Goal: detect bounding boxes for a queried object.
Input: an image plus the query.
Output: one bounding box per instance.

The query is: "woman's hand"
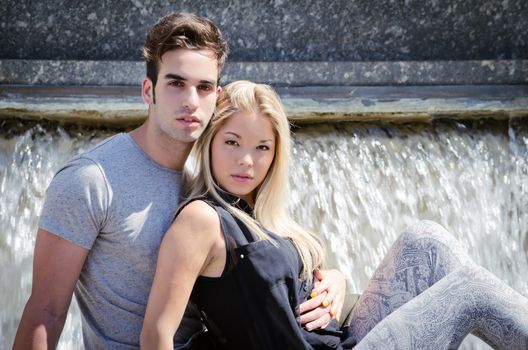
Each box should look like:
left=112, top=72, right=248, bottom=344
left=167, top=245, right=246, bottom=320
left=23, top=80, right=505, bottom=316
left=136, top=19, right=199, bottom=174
left=298, top=269, right=346, bottom=331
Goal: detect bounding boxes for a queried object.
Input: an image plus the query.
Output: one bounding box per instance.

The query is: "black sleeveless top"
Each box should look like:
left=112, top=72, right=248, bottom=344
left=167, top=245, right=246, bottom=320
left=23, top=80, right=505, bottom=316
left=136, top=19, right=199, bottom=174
left=183, top=194, right=344, bottom=350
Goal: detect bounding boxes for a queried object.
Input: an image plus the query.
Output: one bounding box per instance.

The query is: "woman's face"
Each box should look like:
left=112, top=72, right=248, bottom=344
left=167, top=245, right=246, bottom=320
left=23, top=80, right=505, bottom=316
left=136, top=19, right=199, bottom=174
left=211, top=110, right=276, bottom=207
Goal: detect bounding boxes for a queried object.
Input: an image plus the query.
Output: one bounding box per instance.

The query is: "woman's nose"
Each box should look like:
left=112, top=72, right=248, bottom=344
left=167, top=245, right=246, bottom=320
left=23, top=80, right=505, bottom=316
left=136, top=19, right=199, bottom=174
left=238, top=152, right=254, bottom=167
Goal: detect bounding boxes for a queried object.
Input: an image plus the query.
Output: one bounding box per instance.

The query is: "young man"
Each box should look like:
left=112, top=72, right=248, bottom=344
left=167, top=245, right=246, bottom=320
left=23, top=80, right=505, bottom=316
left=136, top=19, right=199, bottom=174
left=13, top=12, right=345, bottom=349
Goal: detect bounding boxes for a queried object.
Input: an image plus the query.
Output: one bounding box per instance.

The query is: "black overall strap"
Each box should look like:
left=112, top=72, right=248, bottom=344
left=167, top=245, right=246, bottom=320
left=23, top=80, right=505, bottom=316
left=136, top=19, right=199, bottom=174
left=214, top=205, right=256, bottom=246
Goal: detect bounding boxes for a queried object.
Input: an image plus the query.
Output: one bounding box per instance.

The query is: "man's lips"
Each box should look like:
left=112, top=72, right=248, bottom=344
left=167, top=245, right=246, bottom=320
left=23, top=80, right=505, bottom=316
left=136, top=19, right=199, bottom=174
left=176, top=115, right=201, bottom=127
left=231, top=174, right=254, bottom=183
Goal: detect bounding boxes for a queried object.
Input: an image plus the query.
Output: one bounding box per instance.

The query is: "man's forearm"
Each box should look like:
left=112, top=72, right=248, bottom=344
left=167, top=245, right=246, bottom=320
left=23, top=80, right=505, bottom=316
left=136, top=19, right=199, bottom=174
left=13, top=297, right=67, bottom=350
left=14, top=229, right=88, bottom=350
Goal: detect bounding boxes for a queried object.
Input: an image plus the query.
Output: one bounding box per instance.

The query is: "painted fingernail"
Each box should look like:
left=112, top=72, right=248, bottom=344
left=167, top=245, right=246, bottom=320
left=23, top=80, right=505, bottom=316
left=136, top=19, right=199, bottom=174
left=322, top=299, right=329, bottom=307
left=330, top=308, right=337, bottom=317
left=310, top=291, right=318, bottom=298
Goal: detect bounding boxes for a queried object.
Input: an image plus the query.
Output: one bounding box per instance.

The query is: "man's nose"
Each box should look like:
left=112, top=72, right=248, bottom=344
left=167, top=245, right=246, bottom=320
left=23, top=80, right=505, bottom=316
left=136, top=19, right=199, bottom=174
left=182, top=87, right=199, bottom=111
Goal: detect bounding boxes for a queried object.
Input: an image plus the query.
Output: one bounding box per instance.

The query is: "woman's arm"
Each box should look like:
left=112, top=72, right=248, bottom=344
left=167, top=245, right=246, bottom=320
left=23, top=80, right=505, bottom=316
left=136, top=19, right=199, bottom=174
left=141, top=201, right=224, bottom=350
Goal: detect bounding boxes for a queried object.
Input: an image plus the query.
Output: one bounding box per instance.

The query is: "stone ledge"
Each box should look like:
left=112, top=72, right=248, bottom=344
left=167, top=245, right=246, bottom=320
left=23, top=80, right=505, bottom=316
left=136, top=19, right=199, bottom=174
left=1, top=60, right=527, bottom=86
left=1, top=85, right=527, bottom=126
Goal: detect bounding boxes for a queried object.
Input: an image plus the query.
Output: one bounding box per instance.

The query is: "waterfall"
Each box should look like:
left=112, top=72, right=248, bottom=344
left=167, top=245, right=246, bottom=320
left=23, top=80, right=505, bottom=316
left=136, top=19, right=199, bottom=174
left=1, top=118, right=526, bottom=349
left=1, top=121, right=113, bottom=349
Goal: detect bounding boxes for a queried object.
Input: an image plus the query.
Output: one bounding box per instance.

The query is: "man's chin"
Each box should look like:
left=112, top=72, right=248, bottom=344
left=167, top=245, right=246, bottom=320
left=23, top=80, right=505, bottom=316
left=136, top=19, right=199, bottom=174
left=160, top=129, right=202, bottom=144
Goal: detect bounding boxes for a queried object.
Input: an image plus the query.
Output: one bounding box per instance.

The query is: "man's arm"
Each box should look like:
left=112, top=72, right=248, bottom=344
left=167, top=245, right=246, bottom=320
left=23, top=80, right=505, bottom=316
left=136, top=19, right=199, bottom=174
left=298, top=269, right=347, bottom=331
left=13, top=229, right=89, bottom=350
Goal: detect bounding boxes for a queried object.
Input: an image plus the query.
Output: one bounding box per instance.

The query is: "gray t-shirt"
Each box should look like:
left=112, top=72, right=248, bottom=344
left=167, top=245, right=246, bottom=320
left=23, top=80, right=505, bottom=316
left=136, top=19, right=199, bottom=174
left=39, top=133, right=201, bottom=349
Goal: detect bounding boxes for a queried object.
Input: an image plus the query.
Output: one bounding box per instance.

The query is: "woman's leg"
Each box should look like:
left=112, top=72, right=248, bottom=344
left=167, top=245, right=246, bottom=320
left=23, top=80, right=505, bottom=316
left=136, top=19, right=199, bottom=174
left=346, top=220, right=474, bottom=343
left=351, top=265, right=528, bottom=350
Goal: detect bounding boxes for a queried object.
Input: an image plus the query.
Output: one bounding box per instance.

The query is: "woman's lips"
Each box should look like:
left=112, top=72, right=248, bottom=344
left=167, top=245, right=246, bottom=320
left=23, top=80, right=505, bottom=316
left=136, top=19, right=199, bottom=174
left=231, top=174, right=253, bottom=183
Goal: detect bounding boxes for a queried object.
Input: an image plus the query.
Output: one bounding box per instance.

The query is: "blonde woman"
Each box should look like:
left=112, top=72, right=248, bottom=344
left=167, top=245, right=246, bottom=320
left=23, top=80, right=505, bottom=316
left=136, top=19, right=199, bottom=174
left=141, top=81, right=528, bottom=350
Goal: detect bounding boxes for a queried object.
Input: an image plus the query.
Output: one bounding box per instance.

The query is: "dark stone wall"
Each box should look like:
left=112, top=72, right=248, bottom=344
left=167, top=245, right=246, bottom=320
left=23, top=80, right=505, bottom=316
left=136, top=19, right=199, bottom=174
left=1, top=0, right=527, bottom=62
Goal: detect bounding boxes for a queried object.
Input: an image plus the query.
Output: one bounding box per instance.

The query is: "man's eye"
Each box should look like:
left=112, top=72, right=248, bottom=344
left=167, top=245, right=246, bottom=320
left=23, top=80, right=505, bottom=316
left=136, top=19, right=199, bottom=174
left=198, top=84, right=213, bottom=91
left=169, top=81, right=184, bottom=87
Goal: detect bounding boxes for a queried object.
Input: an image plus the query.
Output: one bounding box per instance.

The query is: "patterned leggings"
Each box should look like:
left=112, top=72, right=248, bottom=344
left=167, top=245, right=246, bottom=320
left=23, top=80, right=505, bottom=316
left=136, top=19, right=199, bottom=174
left=343, top=220, right=528, bottom=350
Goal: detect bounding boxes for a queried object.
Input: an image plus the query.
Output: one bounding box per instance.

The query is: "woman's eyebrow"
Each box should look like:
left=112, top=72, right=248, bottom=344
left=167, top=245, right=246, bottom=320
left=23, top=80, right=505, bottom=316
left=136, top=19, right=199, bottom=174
left=224, top=131, right=241, bottom=138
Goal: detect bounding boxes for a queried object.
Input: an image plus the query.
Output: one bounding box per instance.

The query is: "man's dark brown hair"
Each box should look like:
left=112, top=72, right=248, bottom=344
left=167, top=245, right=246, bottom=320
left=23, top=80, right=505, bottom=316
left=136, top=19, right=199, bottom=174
left=143, top=12, right=228, bottom=89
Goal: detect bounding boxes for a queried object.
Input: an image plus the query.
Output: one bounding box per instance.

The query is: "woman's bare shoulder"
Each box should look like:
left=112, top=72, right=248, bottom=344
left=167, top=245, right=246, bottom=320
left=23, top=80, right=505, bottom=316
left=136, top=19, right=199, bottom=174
left=170, top=199, right=220, bottom=236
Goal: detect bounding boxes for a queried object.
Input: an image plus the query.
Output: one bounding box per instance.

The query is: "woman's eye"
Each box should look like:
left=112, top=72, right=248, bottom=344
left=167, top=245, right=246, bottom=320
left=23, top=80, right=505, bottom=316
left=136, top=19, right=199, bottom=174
left=257, top=145, right=270, bottom=151
left=226, top=140, right=238, bottom=146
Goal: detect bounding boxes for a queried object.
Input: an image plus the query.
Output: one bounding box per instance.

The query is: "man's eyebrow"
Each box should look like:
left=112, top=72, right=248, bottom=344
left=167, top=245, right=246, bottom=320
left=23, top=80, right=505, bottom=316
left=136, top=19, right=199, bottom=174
left=164, top=74, right=216, bottom=85
left=199, top=78, right=217, bottom=85
left=164, top=74, right=186, bottom=81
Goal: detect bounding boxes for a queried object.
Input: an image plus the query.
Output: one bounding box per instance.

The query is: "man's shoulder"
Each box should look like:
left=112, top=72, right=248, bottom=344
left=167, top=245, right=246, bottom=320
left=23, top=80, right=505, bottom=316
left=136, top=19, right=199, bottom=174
left=75, top=133, right=130, bottom=163
left=61, top=133, right=138, bottom=172
left=52, top=133, right=130, bottom=182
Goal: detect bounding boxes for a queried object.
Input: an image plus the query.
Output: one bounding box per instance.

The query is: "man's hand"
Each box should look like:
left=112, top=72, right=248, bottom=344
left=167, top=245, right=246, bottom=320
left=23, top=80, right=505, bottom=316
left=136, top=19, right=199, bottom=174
left=298, top=269, right=346, bottom=331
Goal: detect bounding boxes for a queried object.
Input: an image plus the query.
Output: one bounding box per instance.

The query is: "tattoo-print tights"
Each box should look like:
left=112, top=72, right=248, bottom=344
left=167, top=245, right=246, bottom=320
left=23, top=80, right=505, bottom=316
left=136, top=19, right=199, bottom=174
left=343, top=220, right=528, bottom=350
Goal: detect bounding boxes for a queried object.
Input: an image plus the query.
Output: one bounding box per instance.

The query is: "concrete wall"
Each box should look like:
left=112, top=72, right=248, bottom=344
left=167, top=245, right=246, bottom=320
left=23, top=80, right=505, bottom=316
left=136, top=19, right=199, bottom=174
left=1, top=0, right=527, bottom=123
left=1, top=0, right=528, bottom=86
left=2, top=0, right=527, bottom=62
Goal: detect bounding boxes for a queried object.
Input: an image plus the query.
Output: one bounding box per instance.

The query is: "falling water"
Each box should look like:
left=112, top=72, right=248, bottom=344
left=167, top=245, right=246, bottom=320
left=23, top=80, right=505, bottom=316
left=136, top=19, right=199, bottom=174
left=0, top=121, right=114, bottom=349
left=1, top=118, right=527, bottom=349
left=289, top=118, right=528, bottom=349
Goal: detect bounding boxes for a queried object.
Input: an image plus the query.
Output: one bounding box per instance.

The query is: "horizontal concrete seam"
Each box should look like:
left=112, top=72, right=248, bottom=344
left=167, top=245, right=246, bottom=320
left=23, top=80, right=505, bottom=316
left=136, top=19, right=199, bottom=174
left=2, top=97, right=527, bottom=111
left=2, top=84, right=528, bottom=99
left=2, top=106, right=527, bottom=126
left=1, top=59, right=527, bottom=86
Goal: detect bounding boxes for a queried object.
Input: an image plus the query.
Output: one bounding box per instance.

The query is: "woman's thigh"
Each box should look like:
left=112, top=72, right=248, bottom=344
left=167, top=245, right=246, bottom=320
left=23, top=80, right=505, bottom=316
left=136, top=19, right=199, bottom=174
left=351, top=265, right=528, bottom=350
left=346, top=220, right=473, bottom=343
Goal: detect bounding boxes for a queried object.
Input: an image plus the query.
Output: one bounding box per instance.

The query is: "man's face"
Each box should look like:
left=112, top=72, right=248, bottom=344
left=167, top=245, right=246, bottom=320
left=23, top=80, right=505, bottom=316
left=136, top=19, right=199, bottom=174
left=144, top=48, right=221, bottom=143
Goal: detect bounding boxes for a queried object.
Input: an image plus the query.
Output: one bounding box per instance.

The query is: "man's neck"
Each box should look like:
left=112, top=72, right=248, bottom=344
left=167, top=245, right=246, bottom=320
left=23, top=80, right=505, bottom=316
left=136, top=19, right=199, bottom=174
left=129, top=123, right=193, bottom=171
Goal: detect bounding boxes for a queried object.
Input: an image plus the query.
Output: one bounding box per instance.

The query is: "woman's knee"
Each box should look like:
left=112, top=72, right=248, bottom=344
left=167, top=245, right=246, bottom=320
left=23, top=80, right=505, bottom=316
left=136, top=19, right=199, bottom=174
left=395, top=220, right=472, bottom=266
left=399, top=220, right=457, bottom=247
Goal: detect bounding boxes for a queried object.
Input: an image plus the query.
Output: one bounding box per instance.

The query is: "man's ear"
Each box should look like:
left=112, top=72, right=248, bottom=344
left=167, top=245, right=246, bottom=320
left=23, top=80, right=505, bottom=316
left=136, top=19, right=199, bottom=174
left=216, top=85, right=222, bottom=97
left=142, top=77, right=154, bottom=104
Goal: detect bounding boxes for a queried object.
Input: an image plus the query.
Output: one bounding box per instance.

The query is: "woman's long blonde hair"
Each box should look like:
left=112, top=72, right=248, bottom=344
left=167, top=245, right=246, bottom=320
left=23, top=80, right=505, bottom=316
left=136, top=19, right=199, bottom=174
left=184, top=80, right=324, bottom=280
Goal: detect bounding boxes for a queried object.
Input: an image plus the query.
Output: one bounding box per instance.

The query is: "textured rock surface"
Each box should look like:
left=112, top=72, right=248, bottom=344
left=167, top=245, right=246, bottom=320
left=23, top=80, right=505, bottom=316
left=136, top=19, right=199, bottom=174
left=1, top=0, right=527, bottom=61
left=1, top=59, right=527, bottom=86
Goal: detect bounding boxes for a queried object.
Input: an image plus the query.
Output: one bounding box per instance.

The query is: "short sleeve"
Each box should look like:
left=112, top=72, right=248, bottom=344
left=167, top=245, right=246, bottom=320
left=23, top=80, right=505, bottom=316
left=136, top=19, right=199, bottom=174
left=39, top=157, right=109, bottom=250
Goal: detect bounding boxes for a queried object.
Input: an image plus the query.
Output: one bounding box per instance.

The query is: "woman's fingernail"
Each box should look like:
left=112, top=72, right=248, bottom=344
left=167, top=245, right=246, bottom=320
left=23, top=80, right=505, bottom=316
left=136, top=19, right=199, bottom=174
left=330, top=308, right=337, bottom=317
left=322, top=299, right=329, bottom=307
left=310, top=291, right=318, bottom=298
